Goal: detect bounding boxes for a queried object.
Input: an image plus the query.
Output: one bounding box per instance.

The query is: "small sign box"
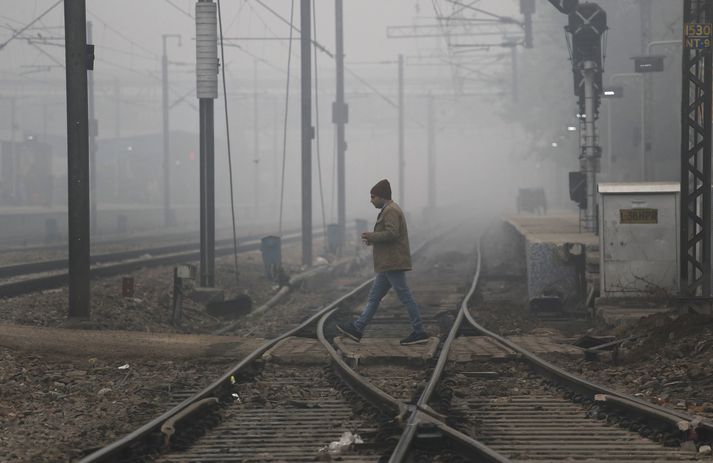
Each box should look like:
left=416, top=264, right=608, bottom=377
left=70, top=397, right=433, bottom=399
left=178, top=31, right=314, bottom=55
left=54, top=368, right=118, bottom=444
left=620, top=208, right=658, bottom=224
left=685, top=23, right=713, bottom=49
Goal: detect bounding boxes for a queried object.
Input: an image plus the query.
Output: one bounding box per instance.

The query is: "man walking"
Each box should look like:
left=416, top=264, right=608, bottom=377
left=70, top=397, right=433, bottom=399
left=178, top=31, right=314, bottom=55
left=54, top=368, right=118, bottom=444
left=337, top=179, right=429, bottom=346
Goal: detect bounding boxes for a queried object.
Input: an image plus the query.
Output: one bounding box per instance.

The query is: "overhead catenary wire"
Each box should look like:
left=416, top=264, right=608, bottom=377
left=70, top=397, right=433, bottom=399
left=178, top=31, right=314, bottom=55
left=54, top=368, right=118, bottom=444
left=278, top=0, right=296, bottom=235
left=0, top=0, right=62, bottom=50
left=217, top=0, right=240, bottom=287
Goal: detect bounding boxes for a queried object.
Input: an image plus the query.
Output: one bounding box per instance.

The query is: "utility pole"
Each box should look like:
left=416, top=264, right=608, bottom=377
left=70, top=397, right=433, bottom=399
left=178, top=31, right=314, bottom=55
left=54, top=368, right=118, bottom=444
left=64, top=0, right=91, bottom=318
left=87, top=21, right=97, bottom=234
left=196, top=0, right=218, bottom=287
left=162, top=33, right=181, bottom=228
left=427, top=93, right=436, bottom=212
left=253, top=59, right=260, bottom=217
left=300, top=0, right=313, bottom=266
left=334, top=0, right=347, bottom=246
left=398, top=54, right=405, bottom=209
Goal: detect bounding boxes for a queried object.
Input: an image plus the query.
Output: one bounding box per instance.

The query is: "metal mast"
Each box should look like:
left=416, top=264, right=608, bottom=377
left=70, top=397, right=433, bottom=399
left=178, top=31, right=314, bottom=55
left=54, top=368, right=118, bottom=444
left=300, top=0, right=313, bottom=266
left=680, top=0, right=713, bottom=297
left=64, top=1, right=91, bottom=318
left=196, top=0, right=218, bottom=287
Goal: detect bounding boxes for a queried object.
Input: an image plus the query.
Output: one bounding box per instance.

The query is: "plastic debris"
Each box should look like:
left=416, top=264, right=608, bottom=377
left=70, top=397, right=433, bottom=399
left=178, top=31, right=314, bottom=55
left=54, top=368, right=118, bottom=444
left=319, top=431, right=363, bottom=456
left=314, top=256, right=329, bottom=266
left=117, top=364, right=130, bottom=370
left=97, top=388, right=112, bottom=396
left=699, top=445, right=712, bottom=455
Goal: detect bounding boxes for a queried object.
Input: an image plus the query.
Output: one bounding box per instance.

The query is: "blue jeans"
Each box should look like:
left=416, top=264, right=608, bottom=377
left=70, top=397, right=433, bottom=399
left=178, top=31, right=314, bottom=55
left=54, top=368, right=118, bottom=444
left=354, top=270, right=424, bottom=334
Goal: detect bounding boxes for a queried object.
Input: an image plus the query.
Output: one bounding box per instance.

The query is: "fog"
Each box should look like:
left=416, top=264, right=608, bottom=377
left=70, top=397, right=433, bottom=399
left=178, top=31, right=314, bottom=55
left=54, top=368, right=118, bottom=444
left=0, top=0, right=683, bottom=234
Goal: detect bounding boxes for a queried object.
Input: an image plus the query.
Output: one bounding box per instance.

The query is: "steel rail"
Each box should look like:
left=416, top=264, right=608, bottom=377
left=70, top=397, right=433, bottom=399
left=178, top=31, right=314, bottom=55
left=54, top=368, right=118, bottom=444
left=78, top=274, right=376, bottom=463
left=463, top=242, right=713, bottom=437
left=0, top=228, right=308, bottom=279
left=0, top=229, right=329, bottom=298
left=388, top=240, right=510, bottom=463
left=317, top=234, right=511, bottom=463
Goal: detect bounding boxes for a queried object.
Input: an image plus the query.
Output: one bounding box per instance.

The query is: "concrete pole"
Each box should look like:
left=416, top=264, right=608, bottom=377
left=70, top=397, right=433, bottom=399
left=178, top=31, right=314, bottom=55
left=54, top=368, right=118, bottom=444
left=398, top=54, right=405, bottom=208
left=335, top=0, right=347, bottom=246
left=300, top=0, right=313, bottom=266
left=87, top=21, right=97, bottom=234
left=64, top=0, right=90, bottom=318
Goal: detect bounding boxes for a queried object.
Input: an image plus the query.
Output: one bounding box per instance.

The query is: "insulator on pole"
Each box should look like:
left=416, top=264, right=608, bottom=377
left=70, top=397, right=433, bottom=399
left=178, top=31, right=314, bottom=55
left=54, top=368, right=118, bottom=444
left=195, top=1, right=218, bottom=99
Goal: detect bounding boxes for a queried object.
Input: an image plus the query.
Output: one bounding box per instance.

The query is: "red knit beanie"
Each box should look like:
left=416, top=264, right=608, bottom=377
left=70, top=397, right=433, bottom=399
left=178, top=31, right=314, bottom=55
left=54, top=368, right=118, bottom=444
left=370, top=179, right=392, bottom=200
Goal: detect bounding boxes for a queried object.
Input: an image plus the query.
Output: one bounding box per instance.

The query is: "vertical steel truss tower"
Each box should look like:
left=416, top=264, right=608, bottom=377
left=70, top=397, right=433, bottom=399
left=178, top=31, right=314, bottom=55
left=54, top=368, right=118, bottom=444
left=681, top=0, right=713, bottom=297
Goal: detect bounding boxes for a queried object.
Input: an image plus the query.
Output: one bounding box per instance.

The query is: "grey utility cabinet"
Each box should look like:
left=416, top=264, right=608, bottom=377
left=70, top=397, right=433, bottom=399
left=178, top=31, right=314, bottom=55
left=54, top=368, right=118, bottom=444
left=598, top=182, right=679, bottom=299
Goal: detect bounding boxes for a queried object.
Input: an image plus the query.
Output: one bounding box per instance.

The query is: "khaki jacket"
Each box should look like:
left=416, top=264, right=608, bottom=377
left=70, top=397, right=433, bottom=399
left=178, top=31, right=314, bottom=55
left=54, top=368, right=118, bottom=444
left=370, top=201, right=412, bottom=272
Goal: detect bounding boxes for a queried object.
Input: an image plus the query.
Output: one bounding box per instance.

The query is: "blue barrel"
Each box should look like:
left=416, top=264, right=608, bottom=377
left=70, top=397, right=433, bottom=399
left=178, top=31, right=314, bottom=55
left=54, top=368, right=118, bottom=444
left=326, top=223, right=341, bottom=254
left=260, top=236, right=282, bottom=280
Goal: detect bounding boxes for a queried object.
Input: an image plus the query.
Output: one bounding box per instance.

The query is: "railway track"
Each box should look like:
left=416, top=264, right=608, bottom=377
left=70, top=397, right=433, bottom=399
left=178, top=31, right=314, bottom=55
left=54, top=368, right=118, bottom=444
left=77, top=223, right=713, bottom=462
left=0, top=228, right=313, bottom=298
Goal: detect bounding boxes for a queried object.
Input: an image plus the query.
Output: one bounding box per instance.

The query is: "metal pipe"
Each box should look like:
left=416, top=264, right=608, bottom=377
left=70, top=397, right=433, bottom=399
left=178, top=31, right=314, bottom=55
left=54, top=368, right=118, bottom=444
left=64, top=0, right=91, bottom=318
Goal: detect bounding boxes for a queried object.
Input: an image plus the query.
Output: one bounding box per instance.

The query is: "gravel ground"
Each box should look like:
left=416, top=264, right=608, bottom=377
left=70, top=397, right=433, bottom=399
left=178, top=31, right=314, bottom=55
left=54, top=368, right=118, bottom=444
left=476, top=222, right=713, bottom=423
left=0, top=235, right=368, bottom=462
left=0, top=350, right=232, bottom=462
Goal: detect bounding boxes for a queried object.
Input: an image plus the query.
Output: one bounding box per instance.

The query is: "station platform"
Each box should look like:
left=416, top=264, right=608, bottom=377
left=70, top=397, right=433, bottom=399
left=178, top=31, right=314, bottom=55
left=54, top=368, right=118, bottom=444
left=505, top=214, right=598, bottom=310
left=504, top=214, right=679, bottom=326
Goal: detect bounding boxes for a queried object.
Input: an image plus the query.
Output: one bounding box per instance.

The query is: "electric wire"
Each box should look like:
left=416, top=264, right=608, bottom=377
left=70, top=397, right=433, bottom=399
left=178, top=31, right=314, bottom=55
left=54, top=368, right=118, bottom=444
left=312, top=0, right=328, bottom=238
left=278, top=0, right=296, bottom=235
left=0, top=0, right=62, bottom=51
left=162, top=0, right=193, bottom=19
left=217, top=0, right=240, bottom=287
